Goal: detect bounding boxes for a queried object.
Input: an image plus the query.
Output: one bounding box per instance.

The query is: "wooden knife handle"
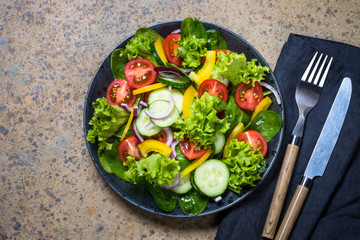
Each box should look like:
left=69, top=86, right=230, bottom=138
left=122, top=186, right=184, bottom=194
left=275, top=177, right=311, bottom=240
left=262, top=143, right=300, bottom=239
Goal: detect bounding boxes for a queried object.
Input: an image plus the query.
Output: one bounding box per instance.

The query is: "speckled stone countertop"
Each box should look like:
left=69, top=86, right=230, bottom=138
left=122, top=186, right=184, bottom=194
left=1, top=0, right=359, bottom=239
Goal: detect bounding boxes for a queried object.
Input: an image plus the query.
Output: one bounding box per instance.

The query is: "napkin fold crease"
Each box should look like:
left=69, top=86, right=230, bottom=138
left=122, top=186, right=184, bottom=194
left=215, top=34, right=360, bottom=240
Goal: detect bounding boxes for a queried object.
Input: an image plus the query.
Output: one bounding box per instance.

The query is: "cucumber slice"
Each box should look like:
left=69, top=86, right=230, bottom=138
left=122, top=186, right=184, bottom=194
left=193, top=159, right=229, bottom=197
left=213, top=132, right=226, bottom=155
left=148, top=87, right=184, bottom=113
left=157, top=75, right=190, bottom=88
left=135, top=109, right=162, bottom=137
left=148, top=100, right=180, bottom=128
left=151, top=38, right=167, bottom=66
left=171, top=174, right=192, bottom=194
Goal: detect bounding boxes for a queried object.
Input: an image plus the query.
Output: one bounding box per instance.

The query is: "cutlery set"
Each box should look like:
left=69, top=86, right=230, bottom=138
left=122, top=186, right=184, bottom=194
left=261, top=52, right=352, bottom=239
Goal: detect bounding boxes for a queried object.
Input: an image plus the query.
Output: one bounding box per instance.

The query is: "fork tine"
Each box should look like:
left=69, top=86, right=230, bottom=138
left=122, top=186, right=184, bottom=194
left=313, top=55, right=328, bottom=85
left=301, top=52, right=318, bottom=81
left=318, top=57, right=333, bottom=87
left=307, top=53, right=323, bottom=84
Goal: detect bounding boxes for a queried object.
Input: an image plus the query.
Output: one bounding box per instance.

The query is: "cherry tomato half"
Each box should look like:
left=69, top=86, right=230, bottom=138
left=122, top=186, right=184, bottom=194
left=235, top=80, right=263, bottom=110
left=198, top=79, right=229, bottom=101
left=118, top=136, right=141, bottom=163
left=179, top=137, right=207, bottom=160
left=106, top=79, right=137, bottom=107
left=237, top=130, right=267, bottom=157
left=163, top=33, right=182, bottom=66
left=147, top=130, right=168, bottom=144
left=124, top=58, right=157, bottom=89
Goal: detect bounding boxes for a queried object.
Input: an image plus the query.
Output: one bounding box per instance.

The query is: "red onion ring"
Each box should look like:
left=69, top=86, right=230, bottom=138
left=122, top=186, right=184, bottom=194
left=145, top=122, right=155, bottom=130
left=170, top=140, right=178, bottom=159
left=171, top=29, right=181, bottom=34
left=259, top=81, right=282, bottom=105
left=159, top=173, right=180, bottom=190
left=145, top=95, right=175, bottom=120
left=120, top=103, right=132, bottom=112
left=139, top=100, right=148, bottom=108
left=163, top=127, right=174, bottom=146
left=132, top=118, right=144, bottom=143
left=213, top=196, right=223, bottom=203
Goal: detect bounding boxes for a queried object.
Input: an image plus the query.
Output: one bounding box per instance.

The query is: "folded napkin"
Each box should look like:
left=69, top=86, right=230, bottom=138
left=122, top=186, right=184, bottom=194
left=215, top=34, right=360, bottom=240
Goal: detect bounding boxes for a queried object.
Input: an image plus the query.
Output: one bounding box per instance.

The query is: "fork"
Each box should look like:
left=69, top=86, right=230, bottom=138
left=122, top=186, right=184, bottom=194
left=262, top=52, right=333, bottom=239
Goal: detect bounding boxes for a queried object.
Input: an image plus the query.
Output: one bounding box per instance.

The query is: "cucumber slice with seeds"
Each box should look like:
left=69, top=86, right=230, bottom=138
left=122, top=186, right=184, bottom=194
left=193, top=159, right=229, bottom=197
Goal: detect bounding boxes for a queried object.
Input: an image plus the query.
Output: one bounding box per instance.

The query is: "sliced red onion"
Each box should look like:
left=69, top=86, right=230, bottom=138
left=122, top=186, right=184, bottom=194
left=159, top=173, right=180, bottom=190
left=163, top=127, right=174, bottom=146
left=139, top=100, right=148, bottom=108
left=145, top=95, right=175, bottom=120
left=132, top=118, right=144, bottom=143
left=133, top=105, right=140, bottom=117
left=178, top=67, right=193, bottom=74
left=145, top=122, right=155, bottom=130
left=120, top=103, right=132, bottom=112
left=170, top=141, right=178, bottom=159
left=154, top=67, right=184, bottom=79
left=213, top=196, right=223, bottom=203
left=260, top=81, right=282, bottom=105
left=171, top=29, right=181, bottom=34
left=168, top=86, right=174, bottom=91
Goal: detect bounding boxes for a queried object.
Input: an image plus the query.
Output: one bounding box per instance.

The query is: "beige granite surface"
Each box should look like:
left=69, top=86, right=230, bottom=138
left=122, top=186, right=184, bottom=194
left=0, top=0, right=359, bottom=239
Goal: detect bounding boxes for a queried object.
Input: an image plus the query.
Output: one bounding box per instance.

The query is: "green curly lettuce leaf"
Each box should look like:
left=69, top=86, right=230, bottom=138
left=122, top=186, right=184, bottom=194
left=211, top=51, right=269, bottom=86
left=174, top=92, right=230, bottom=149
left=87, top=97, right=130, bottom=151
left=175, top=35, right=207, bottom=68
left=123, top=153, right=180, bottom=186
left=119, top=28, right=161, bottom=64
left=222, top=139, right=266, bottom=194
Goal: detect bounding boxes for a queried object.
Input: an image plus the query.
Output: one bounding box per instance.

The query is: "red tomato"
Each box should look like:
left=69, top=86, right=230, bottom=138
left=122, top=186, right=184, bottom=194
left=147, top=130, right=168, bottom=144
left=237, top=130, right=267, bottom=157
left=118, top=136, right=141, bottom=163
left=179, top=137, right=207, bottom=160
left=163, top=33, right=182, bottom=66
left=198, top=79, right=229, bottom=101
left=235, top=81, right=263, bottom=110
left=106, top=79, right=137, bottom=107
left=124, top=58, right=157, bottom=89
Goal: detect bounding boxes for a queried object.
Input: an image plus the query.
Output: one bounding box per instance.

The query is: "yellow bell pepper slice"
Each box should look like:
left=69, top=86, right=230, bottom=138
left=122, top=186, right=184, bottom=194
left=223, top=122, right=245, bottom=158
left=137, top=139, right=173, bottom=158
left=251, top=96, right=272, bottom=120
left=133, top=83, right=167, bottom=95
left=154, top=38, right=168, bottom=65
left=181, top=149, right=212, bottom=177
left=189, top=50, right=216, bottom=86
left=182, top=85, right=198, bottom=120
left=120, top=104, right=136, bottom=141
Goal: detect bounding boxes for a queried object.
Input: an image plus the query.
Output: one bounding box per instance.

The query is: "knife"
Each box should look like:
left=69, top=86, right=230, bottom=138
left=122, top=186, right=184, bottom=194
left=274, top=77, right=352, bottom=240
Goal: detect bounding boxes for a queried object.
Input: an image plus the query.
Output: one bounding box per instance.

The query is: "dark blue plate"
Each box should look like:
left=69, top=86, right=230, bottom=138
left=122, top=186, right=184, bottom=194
left=84, top=20, right=284, bottom=217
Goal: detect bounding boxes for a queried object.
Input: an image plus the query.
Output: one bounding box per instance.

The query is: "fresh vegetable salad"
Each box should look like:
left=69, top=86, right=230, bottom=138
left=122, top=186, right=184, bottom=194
left=86, top=17, right=282, bottom=216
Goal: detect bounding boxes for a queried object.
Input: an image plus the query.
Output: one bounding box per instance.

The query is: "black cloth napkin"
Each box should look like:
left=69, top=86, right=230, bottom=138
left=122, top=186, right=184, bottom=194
left=215, top=34, right=360, bottom=240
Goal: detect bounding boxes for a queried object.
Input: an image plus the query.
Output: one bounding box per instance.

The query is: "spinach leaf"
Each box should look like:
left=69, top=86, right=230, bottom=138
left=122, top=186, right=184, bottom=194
left=225, top=95, right=250, bottom=131
left=175, top=144, right=191, bottom=171
left=134, top=27, right=163, bottom=41
left=146, top=184, right=178, bottom=212
left=181, top=17, right=207, bottom=39
left=178, top=189, right=209, bottom=216
left=110, top=48, right=128, bottom=79
left=247, top=110, right=282, bottom=142
left=206, top=29, right=227, bottom=50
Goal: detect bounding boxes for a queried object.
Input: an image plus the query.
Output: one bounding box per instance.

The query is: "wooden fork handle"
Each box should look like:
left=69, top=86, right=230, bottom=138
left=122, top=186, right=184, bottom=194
left=275, top=178, right=311, bottom=240
left=262, top=142, right=300, bottom=239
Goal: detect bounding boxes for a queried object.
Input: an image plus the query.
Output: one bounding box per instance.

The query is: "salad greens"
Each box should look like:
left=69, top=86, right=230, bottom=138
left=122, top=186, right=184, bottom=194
left=223, top=140, right=266, bottom=194
left=87, top=17, right=283, bottom=216
left=174, top=92, right=231, bottom=149
left=87, top=97, right=129, bottom=151
left=211, top=51, right=269, bottom=86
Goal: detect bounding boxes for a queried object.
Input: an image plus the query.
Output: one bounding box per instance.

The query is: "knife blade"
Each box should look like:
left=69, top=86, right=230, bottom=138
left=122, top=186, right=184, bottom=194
left=274, top=77, right=352, bottom=240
